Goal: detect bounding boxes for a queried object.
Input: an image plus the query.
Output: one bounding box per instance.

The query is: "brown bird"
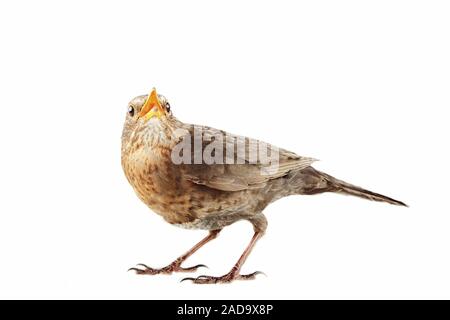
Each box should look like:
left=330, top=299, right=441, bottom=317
left=121, top=88, right=407, bottom=284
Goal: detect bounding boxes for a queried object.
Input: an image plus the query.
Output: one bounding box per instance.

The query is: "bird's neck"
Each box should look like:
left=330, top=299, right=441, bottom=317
left=140, top=119, right=172, bottom=148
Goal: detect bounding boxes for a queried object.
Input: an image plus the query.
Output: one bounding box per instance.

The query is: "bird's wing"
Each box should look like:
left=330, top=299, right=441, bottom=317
left=173, top=124, right=317, bottom=191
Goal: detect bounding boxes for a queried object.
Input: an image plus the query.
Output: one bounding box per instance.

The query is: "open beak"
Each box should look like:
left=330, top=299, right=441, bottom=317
left=139, top=88, right=165, bottom=121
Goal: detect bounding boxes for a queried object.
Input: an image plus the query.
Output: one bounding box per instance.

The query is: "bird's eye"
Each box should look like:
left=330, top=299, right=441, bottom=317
left=128, top=105, right=135, bottom=117
left=165, top=102, right=171, bottom=113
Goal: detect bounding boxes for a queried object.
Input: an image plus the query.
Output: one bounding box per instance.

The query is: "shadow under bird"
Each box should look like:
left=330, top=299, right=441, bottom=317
left=121, top=88, right=407, bottom=284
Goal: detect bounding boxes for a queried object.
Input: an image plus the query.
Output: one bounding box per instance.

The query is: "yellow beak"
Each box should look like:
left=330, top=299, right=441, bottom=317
left=139, top=88, right=165, bottom=121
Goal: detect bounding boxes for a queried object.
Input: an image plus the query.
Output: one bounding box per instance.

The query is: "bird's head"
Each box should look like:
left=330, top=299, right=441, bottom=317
left=121, top=88, right=175, bottom=152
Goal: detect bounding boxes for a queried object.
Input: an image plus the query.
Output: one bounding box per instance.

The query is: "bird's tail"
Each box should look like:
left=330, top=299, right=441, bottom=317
left=313, top=169, right=407, bottom=207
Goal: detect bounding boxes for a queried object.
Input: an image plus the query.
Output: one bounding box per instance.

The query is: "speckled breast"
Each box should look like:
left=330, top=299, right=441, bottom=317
left=122, top=149, right=262, bottom=229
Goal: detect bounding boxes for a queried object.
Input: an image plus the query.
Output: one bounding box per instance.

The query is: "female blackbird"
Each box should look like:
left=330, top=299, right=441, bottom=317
left=122, top=88, right=406, bottom=284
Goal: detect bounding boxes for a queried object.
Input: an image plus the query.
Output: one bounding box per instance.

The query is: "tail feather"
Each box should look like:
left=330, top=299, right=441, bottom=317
left=317, top=170, right=407, bottom=207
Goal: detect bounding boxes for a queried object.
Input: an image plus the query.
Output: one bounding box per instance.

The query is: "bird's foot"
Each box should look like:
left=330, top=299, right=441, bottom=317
left=128, top=261, right=207, bottom=275
left=181, top=270, right=265, bottom=284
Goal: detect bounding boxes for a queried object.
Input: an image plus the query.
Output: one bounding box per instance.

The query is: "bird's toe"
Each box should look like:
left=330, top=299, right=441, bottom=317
left=180, top=270, right=265, bottom=284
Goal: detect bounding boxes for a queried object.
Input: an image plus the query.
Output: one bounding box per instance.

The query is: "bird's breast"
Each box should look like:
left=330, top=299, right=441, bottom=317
left=122, top=145, right=199, bottom=224
left=122, top=146, right=263, bottom=228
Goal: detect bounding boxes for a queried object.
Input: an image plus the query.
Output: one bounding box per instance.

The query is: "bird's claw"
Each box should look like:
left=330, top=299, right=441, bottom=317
left=180, top=271, right=265, bottom=284
left=179, top=264, right=208, bottom=272
left=128, top=262, right=208, bottom=275
left=128, top=264, right=162, bottom=275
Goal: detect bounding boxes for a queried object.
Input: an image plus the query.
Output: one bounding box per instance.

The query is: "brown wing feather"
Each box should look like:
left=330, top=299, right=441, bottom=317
left=174, top=124, right=317, bottom=191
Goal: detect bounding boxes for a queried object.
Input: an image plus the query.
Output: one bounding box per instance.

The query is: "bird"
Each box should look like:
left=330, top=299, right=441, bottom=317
left=121, top=88, right=407, bottom=284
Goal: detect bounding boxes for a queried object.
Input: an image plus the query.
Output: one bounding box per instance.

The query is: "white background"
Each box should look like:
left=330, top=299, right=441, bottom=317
left=0, top=0, right=449, bottom=299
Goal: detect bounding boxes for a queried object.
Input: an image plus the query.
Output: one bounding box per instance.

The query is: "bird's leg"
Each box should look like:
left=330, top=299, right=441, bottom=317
left=182, top=231, right=264, bottom=284
left=129, top=229, right=221, bottom=275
